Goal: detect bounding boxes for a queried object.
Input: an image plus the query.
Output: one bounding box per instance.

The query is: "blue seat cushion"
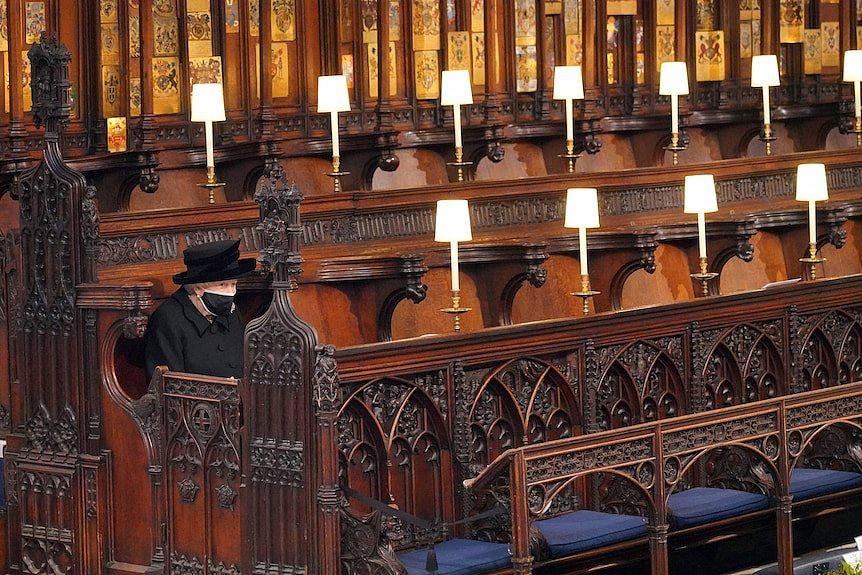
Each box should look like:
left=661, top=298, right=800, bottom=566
left=790, top=468, right=862, bottom=501
left=534, top=509, right=648, bottom=558
left=398, top=538, right=512, bottom=575
left=668, top=487, right=770, bottom=529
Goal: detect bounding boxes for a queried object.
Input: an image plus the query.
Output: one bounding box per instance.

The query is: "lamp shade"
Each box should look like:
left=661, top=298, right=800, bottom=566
left=684, top=175, right=719, bottom=214
left=435, top=199, right=472, bottom=242
left=844, top=50, right=862, bottom=82
left=795, top=163, right=829, bottom=201
left=659, top=62, right=689, bottom=96
left=751, top=55, right=780, bottom=87
left=564, top=188, right=600, bottom=228
left=441, top=70, right=473, bottom=105
left=317, top=75, right=351, bottom=112
left=553, top=66, right=585, bottom=100
left=190, top=83, right=226, bottom=122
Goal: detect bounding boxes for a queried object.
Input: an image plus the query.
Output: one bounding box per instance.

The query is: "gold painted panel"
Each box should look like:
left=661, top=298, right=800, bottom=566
left=820, top=22, right=839, bottom=68
left=272, top=0, right=296, bottom=42
left=448, top=31, right=469, bottom=70
left=152, top=56, right=180, bottom=114
left=413, top=0, right=441, bottom=50
left=25, top=2, right=46, bottom=44
left=189, top=56, right=222, bottom=85
left=779, top=0, right=803, bottom=43
left=101, top=23, right=120, bottom=64
left=272, top=43, right=289, bottom=97
left=803, top=29, right=821, bottom=74
left=472, top=32, right=485, bottom=85
left=695, top=30, right=725, bottom=81
left=656, top=25, right=675, bottom=70
left=471, top=0, right=484, bottom=32
left=414, top=50, right=439, bottom=99
left=107, top=117, right=127, bottom=153
left=516, top=44, right=537, bottom=92
left=102, top=65, right=122, bottom=116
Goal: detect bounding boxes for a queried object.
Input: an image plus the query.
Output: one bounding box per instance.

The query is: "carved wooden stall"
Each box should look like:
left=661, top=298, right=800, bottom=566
left=1, top=2, right=862, bottom=575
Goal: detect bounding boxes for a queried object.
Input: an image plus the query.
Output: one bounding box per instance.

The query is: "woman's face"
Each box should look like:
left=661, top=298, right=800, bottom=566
left=191, top=279, right=237, bottom=297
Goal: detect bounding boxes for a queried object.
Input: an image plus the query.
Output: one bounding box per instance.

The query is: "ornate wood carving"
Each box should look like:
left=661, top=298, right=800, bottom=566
left=162, top=374, right=241, bottom=575
left=244, top=159, right=330, bottom=573
left=5, top=35, right=107, bottom=575
left=699, top=322, right=786, bottom=408
left=590, top=338, right=686, bottom=431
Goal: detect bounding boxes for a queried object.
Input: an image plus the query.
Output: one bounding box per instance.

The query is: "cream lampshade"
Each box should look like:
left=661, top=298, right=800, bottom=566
left=553, top=66, right=584, bottom=144
left=436, top=199, right=472, bottom=292
left=684, top=175, right=719, bottom=214
left=435, top=199, right=472, bottom=242
left=659, top=62, right=689, bottom=137
left=751, top=55, right=780, bottom=87
left=442, top=70, right=473, bottom=151
left=796, top=163, right=828, bottom=246
left=441, top=70, right=473, bottom=106
left=317, top=75, right=351, bottom=113
left=190, top=83, right=226, bottom=179
left=684, top=174, right=718, bottom=260
left=844, top=50, right=862, bottom=120
left=317, top=75, right=351, bottom=160
left=659, top=62, right=690, bottom=96
left=795, top=163, right=829, bottom=202
left=564, top=188, right=600, bottom=228
left=553, top=66, right=585, bottom=100
left=191, top=83, right=226, bottom=122
left=564, top=188, right=599, bottom=276
left=752, top=55, right=779, bottom=127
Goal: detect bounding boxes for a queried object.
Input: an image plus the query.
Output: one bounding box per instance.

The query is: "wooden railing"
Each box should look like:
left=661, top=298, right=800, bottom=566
left=464, top=382, right=862, bottom=575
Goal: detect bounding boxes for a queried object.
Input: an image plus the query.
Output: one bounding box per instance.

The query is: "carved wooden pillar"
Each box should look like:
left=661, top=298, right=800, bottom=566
left=137, top=0, right=160, bottom=193
left=7, top=35, right=107, bottom=575
left=509, top=451, right=533, bottom=574
left=484, top=0, right=504, bottom=124
left=259, top=0, right=276, bottom=137
left=7, top=0, right=27, bottom=155
left=244, top=161, right=338, bottom=574
left=652, top=428, right=669, bottom=575
left=376, top=0, right=393, bottom=131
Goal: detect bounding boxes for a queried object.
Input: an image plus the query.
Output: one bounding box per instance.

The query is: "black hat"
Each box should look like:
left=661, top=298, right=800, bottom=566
left=172, top=239, right=256, bottom=285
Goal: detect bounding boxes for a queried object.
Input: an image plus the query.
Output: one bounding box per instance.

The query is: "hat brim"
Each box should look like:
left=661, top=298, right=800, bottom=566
left=172, top=257, right=257, bottom=285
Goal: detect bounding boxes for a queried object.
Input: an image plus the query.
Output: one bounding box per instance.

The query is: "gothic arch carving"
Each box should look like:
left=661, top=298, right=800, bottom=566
left=701, top=324, right=785, bottom=408
left=471, top=358, right=581, bottom=465
left=592, top=340, right=686, bottom=431
left=339, top=376, right=453, bottom=543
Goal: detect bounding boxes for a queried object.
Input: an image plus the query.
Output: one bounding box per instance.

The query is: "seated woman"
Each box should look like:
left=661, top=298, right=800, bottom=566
left=144, top=239, right=255, bottom=378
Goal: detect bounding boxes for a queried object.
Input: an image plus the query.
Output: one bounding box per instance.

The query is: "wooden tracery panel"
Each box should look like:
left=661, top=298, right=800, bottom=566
left=469, top=357, right=581, bottom=466
left=339, top=375, right=453, bottom=546
left=700, top=322, right=786, bottom=409
left=798, top=310, right=862, bottom=391
left=589, top=338, right=686, bottom=432
left=162, top=375, right=241, bottom=575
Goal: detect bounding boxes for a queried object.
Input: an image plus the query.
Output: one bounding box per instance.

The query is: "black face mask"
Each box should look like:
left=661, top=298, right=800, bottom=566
left=201, top=291, right=234, bottom=317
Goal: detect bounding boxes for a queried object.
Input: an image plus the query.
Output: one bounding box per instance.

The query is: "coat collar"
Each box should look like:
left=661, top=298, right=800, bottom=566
left=172, top=289, right=231, bottom=335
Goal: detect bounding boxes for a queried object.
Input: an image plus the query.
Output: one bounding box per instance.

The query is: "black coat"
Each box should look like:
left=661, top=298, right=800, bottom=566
left=144, top=289, right=245, bottom=379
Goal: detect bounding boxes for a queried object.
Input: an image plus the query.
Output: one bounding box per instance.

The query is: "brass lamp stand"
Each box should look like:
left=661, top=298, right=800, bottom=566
left=690, top=256, right=718, bottom=296
left=440, top=290, right=472, bottom=332
left=571, top=274, right=599, bottom=315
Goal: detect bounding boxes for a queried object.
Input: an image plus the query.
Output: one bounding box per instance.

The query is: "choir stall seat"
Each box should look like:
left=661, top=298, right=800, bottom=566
left=668, top=487, right=771, bottom=529
left=533, top=510, right=649, bottom=558
left=789, top=468, right=862, bottom=501
left=397, top=539, right=512, bottom=575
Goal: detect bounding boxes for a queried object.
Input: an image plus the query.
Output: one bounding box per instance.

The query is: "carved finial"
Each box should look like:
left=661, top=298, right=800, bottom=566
left=27, top=33, right=72, bottom=132
left=254, top=161, right=304, bottom=288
